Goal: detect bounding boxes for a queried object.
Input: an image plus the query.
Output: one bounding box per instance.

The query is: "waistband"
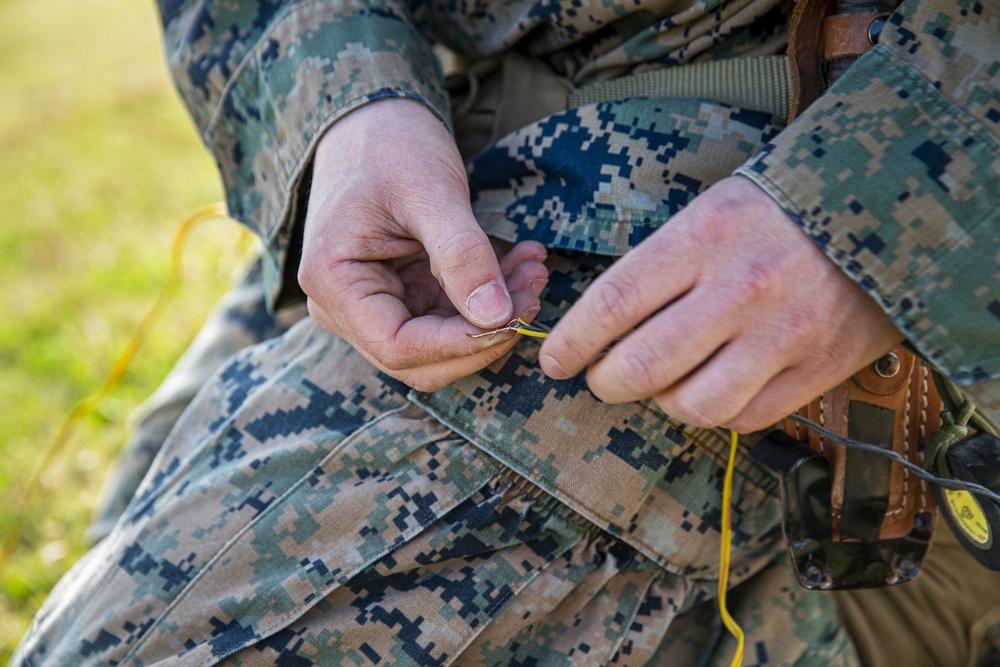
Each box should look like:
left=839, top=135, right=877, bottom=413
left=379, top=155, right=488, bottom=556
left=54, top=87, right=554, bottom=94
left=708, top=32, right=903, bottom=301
left=448, top=52, right=792, bottom=163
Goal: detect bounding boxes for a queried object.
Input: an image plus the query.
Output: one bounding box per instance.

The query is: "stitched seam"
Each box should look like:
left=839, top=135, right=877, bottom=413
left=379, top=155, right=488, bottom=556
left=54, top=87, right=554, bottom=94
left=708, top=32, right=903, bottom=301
left=203, top=0, right=344, bottom=142
left=886, top=378, right=912, bottom=516
left=873, top=44, right=1000, bottom=145
left=442, top=531, right=588, bottom=665
left=122, top=405, right=474, bottom=664
left=919, top=367, right=929, bottom=513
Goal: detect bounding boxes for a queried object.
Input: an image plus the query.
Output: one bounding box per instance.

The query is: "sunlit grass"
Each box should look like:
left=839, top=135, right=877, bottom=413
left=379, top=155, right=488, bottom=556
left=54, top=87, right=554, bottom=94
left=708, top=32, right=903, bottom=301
left=0, top=0, right=250, bottom=656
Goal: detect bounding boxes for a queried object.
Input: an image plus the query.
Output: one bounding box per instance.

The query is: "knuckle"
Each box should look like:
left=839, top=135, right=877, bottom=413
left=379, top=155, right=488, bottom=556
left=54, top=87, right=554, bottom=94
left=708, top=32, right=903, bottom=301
left=733, top=261, right=783, bottom=305
left=379, top=356, right=410, bottom=373
left=373, top=335, right=453, bottom=373
left=781, top=306, right=824, bottom=341
left=692, top=205, right=730, bottom=247
left=356, top=334, right=407, bottom=371
left=613, top=346, right=660, bottom=397
left=404, top=174, right=470, bottom=213
left=484, top=340, right=516, bottom=363
left=813, top=336, right=849, bottom=377
left=555, top=334, right=586, bottom=363
left=389, top=170, right=470, bottom=227
left=591, top=272, right=642, bottom=330
left=433, top=230, right=492, bottom=276
left=662, top=393, right=717, bottom=428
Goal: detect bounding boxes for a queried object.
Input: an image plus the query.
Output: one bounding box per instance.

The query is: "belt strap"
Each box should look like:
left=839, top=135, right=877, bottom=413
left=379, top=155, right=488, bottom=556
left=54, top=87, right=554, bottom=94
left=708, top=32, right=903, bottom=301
left=568, top=56, right=793, bottom=119
left=448, top=52, right=795, bottom=162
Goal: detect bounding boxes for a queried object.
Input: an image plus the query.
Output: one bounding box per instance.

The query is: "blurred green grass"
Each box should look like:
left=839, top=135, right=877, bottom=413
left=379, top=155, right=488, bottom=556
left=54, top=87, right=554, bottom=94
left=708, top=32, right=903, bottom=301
left=0, top=0, right=251, bottom=656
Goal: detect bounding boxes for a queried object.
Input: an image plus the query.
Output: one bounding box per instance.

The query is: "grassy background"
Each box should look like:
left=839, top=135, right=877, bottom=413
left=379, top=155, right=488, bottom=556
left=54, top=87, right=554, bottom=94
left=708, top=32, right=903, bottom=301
left=0, top=0, right=252, bottom=656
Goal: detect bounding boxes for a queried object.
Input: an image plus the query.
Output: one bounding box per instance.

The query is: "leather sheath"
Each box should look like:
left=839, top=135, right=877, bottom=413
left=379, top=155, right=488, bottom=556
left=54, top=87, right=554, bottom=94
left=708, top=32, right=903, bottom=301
left=782, top=346, right=942, bottom=542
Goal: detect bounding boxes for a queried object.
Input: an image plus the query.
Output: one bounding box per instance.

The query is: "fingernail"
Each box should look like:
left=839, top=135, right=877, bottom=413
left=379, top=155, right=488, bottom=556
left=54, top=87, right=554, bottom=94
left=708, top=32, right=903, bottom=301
left=539, top=353, right=570, bottom=380
left=527, top=278, right=548, bottom=296
left=468, top=281, right=511, bottom=326
left=520, top=305, right=541, bottom=322
left=480, top=330, right=516, bottom=348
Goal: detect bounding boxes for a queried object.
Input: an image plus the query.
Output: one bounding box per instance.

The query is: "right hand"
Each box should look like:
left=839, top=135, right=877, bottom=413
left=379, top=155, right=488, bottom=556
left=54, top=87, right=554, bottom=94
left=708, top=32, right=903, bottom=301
left=298, top=99, right=549, bottom=391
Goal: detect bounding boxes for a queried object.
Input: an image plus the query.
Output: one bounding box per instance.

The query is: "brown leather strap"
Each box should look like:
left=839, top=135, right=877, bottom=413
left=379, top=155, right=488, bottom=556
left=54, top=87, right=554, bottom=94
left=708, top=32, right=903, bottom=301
left=787, top=0, right=834, bottom=120
left=823, top=11, right=890, bottom=60
left=782, top=347, right=941, bottom=541
left=788, top=0, right=898, bottom=120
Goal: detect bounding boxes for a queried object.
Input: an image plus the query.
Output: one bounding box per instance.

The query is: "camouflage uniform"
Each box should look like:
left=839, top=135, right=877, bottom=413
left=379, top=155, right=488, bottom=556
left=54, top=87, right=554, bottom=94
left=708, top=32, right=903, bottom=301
left=14, top=0, right=1000, bottom=664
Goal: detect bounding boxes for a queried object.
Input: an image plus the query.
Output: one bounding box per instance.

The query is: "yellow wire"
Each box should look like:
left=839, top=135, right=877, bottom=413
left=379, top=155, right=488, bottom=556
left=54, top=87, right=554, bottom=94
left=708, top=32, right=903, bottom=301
left=719, top=428, right=746, bottom=666
left=4, top=231, right=748, bottom=667
left=505, top=318, right=746, bottom=664
left=511, top=318, right=550, bottom=339
left=512, top=316, right=746, bottom=664
left=0, top=203, right=229, bottom=577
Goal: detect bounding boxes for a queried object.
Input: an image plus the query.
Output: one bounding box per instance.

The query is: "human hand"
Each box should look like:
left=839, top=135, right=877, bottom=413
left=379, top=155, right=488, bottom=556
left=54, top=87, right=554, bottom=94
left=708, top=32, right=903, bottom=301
left=538, top=176, right=903, bottom=432
left=298, top=99, right=548, bottom=391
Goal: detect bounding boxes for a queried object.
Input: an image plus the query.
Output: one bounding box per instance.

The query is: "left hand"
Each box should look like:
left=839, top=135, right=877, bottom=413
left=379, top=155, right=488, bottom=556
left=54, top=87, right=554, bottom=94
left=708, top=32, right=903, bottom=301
left=298, top=99, right=549, bottom=392
left=538, top=176, right=904, bottom=433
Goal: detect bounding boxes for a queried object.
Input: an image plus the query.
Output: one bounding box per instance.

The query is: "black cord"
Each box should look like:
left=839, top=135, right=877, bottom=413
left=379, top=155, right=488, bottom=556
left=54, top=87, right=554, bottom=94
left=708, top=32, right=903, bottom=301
left=787, top=414, right=1000, bottom=506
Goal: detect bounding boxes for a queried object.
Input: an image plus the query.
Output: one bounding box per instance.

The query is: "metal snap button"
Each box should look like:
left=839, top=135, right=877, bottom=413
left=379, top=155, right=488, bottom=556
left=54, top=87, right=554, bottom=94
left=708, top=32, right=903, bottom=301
left=874, top=352, right=901, bottom=378
left=869, top=16, right=887, bottom=45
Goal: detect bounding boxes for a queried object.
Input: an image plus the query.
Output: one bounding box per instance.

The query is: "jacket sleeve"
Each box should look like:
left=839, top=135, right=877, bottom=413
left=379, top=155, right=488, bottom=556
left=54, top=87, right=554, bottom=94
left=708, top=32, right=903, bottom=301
left=157, top=0, right=449, bottom=304
left=734, top=0, right=1000, bottom=425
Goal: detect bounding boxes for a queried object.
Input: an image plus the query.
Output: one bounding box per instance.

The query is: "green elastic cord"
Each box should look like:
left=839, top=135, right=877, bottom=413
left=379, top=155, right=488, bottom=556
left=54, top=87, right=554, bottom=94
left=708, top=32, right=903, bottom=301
left=568, top=55, right=793, bottom=118
left=924, top=372, right=998, bottom=477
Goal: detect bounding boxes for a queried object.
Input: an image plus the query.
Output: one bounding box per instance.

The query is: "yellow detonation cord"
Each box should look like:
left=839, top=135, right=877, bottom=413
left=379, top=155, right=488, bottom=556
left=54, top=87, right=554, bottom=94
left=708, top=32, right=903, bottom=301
left=0, top=204, right=229, bottom=576
left=471, top=319, right=746, bottom=665
left=719, top=428, right=746, bottom=666
left=5, top=242, right=747, bottom=667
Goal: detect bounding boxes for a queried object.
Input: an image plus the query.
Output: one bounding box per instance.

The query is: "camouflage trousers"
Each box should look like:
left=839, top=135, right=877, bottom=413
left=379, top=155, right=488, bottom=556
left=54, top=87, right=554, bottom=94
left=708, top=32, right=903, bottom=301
left=16, top=89, right=1000, bottom=665
left=13, top=249, right=856, bottom=666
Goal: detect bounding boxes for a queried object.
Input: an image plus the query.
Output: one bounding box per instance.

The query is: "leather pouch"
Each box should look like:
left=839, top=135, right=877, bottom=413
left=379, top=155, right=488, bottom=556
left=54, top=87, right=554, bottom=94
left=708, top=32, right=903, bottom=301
left=753, top=347, right=943, bottom=589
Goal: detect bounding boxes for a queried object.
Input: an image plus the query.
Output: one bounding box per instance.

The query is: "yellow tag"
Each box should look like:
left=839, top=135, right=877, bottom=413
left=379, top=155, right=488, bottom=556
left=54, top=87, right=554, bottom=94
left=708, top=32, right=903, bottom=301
left=944, top=488, right=992, bottom=547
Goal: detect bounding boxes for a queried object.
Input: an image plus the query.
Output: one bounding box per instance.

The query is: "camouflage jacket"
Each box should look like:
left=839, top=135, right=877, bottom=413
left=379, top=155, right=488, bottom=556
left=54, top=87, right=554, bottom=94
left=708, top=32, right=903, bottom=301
left=156, top=0, right=999, bottom=415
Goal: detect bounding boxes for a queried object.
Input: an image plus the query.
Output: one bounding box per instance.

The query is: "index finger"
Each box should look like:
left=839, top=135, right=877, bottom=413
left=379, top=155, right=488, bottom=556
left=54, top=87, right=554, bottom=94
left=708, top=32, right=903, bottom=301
left=538, top=231, right=695, bottom=379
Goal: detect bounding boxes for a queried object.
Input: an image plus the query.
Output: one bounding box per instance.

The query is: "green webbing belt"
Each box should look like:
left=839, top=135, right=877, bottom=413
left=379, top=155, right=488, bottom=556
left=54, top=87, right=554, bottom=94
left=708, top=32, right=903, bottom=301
left=568, top=55, right=792, bottom=119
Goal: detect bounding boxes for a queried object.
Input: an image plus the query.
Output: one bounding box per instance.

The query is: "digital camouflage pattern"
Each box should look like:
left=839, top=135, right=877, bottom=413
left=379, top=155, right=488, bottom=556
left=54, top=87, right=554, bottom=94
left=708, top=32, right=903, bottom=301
left=469, top=98, right=785, bottom=257
left=155, top=0, right=791, bottom=307
left=15, top=256, right=854, bottom=666
left=157, top=0, right=998, bottom=417
left=736, top=0, right=1000, bottom=390
left=13, top=0, right=999, bottom=663
left=88, top=259, right=307, bottom=543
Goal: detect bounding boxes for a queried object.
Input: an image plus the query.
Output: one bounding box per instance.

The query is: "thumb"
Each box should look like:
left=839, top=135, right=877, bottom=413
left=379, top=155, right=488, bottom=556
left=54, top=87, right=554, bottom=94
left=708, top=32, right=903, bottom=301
left=411, top=200, right=512, bottom=328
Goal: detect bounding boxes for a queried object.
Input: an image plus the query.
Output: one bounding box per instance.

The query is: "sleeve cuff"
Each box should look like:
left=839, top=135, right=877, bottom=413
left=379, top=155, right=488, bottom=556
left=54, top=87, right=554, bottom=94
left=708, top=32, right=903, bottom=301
left=736, top=44, right=1000, bottom=384
left=203, top=0, right=450, bottom=305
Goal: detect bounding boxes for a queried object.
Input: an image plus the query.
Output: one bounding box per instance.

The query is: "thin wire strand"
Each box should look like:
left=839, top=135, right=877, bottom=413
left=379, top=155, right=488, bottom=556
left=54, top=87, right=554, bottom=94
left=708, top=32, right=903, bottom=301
left=466, top=317, right=551, bottom=340
left=0, top=204, right=229, bottom=577
left=788, top=414, right=1000, bottom=505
